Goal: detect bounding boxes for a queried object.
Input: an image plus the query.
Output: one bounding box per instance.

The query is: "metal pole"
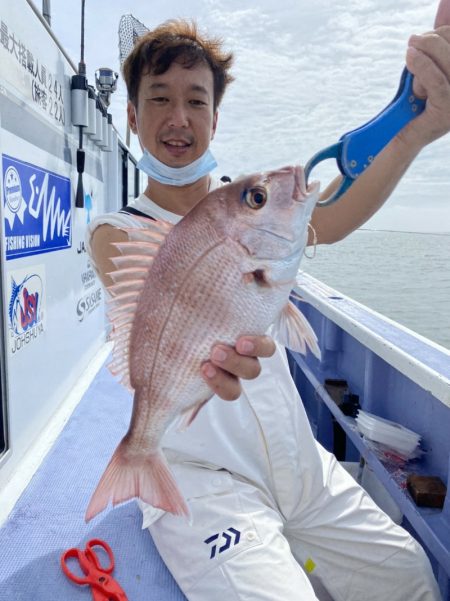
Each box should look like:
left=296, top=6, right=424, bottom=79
left=42, top=0, right=51, bottom=27
left=79, top=0, right=86, bottom=75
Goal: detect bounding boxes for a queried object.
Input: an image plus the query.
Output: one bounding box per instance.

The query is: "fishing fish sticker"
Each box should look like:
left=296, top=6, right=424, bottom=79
left=7, top=265, right=46, bottom=354
left=2, top=155, right=71, bottom=260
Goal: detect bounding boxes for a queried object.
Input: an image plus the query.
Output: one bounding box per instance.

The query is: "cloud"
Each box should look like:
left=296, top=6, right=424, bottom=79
left=50, top=0, right=450, bottom=231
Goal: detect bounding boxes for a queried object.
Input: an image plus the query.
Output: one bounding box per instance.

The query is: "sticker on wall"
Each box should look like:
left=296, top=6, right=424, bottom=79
left=80, top=258, right=97, bottom=291
left=76, top=287, right=102, bottom=322
left=7, top=264, right=46, bottom=354
left=3, top=154, right=72, bottom=260
left=75, top=256, right=102, bottom=322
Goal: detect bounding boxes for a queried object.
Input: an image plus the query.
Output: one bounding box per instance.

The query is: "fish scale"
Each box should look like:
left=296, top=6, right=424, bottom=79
left=142, top=243, right=245, bottom=407
left=154, top=248, right=258, bottom=390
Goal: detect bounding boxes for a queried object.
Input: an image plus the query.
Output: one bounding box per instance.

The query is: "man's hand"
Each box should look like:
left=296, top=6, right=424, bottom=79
left=309, top=12, right=450, bottom=247
left=201, top=335, right=276, bottom=401
left=402, top=25, right=450, bottom=149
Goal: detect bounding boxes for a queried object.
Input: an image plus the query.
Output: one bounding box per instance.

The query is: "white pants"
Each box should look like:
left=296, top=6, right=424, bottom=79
left=148, top=449, right=441, bottom=601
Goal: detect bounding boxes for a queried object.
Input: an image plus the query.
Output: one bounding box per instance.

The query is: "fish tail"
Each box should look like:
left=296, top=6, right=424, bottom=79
left=85, top=441, right=189, bottom=522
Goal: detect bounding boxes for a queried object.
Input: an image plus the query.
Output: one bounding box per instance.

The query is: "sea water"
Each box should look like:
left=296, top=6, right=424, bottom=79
left=302, top=230, right=450, bottom=351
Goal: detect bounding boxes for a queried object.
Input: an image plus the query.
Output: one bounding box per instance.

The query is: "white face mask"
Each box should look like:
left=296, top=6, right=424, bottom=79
left=137, top=147, right=218, bottom=187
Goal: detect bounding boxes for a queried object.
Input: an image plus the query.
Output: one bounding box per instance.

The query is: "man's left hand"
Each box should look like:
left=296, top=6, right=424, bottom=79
left=403, top=25, right=450, bottom=148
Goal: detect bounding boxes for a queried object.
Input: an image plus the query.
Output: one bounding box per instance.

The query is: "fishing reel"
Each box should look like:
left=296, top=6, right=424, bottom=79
left=95, top=68, right=119, bottom=107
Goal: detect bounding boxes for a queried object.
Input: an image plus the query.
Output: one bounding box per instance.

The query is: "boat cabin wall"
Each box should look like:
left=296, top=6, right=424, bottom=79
left=0, top=0, right=133, bottom=489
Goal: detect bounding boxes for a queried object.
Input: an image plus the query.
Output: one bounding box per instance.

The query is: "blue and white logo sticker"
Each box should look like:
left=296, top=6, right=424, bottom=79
left=7, top=264, right=46, bottom=354
left=4, top=165, right=26, bottom=224
left=2, top=155, right=72, bottom=260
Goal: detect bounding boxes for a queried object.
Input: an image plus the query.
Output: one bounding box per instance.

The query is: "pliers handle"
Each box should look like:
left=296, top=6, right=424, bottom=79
left=305, top=67, right=426, bottom=207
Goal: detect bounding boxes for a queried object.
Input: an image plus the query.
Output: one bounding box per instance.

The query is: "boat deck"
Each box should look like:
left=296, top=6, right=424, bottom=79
left=0, top=361, right=186, bottom=601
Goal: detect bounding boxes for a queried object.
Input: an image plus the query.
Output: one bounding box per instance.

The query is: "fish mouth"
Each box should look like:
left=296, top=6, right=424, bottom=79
left=265, top=165, right=308, bottom=201
left=291, top=165, right=320, bottom=204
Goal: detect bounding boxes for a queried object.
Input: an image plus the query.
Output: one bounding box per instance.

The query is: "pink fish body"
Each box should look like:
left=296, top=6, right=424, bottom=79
left=86, top=165, right=320, bottom=521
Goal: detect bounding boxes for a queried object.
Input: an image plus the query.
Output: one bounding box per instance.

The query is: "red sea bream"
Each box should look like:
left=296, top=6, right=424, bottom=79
left=86, top=165, right=321, bottom=521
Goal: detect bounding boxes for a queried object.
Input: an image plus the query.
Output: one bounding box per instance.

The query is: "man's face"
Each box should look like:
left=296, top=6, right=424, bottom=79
left=128, top=60, right=218, bottom=168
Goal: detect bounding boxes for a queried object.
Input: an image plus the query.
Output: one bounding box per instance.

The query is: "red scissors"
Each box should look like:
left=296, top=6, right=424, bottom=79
left=61, top=538, right=128, bottom=600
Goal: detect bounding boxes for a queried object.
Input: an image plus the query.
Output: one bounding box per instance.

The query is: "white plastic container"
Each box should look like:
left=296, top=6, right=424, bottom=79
left=356, top=410, right=421, bottom=457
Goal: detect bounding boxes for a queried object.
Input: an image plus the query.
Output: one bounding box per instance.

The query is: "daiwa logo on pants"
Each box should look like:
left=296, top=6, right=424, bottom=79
left=204, top=527, right=241, bottom=559
left=3, top=155, right=71, bottom=260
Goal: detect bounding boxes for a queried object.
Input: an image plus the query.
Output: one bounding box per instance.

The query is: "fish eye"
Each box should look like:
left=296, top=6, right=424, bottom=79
left=244, top=187, right=267, bottom=209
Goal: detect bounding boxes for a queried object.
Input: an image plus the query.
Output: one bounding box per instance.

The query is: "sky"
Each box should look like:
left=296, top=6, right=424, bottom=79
left=48, top=0, right=450, bottom=232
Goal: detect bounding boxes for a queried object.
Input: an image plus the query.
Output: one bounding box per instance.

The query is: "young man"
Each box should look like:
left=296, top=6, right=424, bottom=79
left=88, top=19, right=450, bottom=601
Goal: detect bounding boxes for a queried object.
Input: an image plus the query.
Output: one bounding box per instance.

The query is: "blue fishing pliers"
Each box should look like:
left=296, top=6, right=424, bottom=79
left=305, top=67, right=426, bottom=206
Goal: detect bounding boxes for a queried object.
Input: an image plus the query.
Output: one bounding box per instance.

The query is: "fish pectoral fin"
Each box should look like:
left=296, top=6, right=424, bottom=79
left=270, top=300, right=321, bottom=358
left=176, top=399, right=210, bottom=432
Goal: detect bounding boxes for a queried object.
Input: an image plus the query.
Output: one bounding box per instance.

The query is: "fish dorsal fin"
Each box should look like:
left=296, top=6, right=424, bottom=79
left=270, top=300, right=321, bottom=358
left=106, top=217, right=173, bottom=389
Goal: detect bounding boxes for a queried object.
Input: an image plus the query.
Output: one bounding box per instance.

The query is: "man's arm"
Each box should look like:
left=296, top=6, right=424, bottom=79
left=198, top=27, right=450, bottom=397
left=309, top=26, right=450, bottom=245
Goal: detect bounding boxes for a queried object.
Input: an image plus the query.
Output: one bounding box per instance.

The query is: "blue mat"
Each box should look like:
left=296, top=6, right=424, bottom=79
left=0, top=362, right=186, bottom=601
